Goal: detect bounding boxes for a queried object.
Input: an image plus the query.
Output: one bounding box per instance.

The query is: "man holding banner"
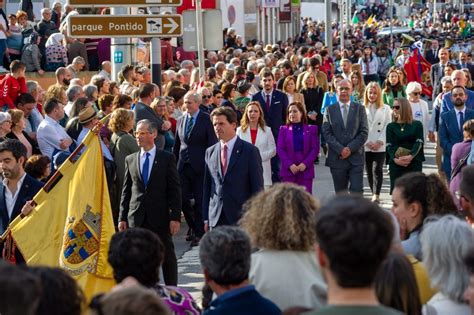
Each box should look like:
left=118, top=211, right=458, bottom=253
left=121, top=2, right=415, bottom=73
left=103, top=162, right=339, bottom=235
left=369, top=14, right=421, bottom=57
left=0, top=139, right=43, bottom=263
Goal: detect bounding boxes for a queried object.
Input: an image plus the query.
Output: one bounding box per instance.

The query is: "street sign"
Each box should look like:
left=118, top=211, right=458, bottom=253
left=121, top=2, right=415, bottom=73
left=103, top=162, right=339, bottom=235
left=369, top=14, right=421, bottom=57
left=67, top=0, right=182, bottom=7
left=68, top=15, right=182, bottom=38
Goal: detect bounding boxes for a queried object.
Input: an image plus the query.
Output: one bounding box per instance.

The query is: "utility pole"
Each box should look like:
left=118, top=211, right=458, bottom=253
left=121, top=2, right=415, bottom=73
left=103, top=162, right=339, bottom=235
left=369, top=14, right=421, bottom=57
left=325, top=0, right=332, bottom=55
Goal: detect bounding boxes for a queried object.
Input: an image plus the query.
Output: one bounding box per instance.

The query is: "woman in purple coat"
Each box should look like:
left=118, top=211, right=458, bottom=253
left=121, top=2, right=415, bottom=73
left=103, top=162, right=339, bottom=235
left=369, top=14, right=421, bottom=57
left=450, top=119, right=474, bottom=208
left=277, top=101, right=319, bottom=193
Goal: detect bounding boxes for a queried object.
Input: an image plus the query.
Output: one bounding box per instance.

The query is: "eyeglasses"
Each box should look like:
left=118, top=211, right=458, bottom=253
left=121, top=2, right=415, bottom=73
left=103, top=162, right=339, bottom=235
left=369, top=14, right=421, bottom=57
left=338, top=87, right=351, bottom=91
left=393, top=105, right=400, bottom=110
left=202, top=95, right=211, bottom=99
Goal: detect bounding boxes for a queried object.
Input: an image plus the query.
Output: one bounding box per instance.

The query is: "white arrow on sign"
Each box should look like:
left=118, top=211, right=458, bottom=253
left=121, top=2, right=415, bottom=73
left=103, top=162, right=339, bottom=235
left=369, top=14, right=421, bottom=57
left=163, top=17, right=179, bottom=33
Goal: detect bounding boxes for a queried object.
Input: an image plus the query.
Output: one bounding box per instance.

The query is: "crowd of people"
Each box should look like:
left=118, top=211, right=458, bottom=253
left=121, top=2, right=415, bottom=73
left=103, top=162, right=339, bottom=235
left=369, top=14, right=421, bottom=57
left=0, top=0, right=473, bottom=314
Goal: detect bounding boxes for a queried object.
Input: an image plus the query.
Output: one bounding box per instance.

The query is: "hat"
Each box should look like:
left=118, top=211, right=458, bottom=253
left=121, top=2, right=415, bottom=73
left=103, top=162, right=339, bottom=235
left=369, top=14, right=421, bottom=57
left=0, top=112, right=11, bottom=124
left=264, top=44, right=273, bottom=53
left=237, top=80, right=251, bottom=94
left=78, top=107, right=97, bottom=124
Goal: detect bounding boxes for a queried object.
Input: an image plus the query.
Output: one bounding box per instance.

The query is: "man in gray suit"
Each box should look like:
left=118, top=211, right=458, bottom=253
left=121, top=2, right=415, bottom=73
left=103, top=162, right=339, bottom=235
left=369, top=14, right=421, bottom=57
left=133, top=84, right=166, bottom=150
left=322, top=80, right=368, bottom=194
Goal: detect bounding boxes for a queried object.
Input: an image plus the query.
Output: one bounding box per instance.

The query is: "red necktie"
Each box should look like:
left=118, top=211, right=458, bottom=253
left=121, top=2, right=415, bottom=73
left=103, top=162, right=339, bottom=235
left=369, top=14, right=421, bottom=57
left=221, top=144, right=228, bottom=175
left=265, top=94, right=270, bottom=111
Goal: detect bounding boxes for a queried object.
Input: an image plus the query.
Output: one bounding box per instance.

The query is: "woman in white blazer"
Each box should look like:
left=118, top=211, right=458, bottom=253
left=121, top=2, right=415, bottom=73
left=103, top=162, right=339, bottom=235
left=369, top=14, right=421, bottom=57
left=237, top=101, right=276, bottom=189
left=406, top=81, right=430, bottom=140
left=363, top=82, right=392, bottom=203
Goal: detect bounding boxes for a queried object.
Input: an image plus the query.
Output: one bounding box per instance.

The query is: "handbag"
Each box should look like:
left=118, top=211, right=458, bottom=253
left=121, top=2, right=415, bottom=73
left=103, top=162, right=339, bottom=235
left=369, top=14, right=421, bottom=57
left=395, top=147, right=411, bottom=158
left=451, top=150, right=471, bottom=181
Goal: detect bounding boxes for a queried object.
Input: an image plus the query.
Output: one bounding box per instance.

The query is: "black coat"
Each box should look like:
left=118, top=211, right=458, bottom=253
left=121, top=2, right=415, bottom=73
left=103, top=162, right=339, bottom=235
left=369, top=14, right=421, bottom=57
left=302, top=87, right=324, bottom=126
left=120, top=149, right=181, bottom=233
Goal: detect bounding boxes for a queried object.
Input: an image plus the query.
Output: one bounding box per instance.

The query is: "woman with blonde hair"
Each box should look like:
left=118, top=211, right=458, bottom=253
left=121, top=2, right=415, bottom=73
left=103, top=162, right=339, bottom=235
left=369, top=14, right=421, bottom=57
left=350, top=70, right=365, bottom=103
left=283, top=76, right=304, bottom=106
left=151, top=97, right=175, bottom=153
left=386, top=98, right=425, bottom=193
left=363, top=82, right=392, bottom=202
left=406, top=81, right=430, bottom=140
left=241, top=183, right=327, bottom=311
left=6, top=108, right=39, bottom=157
left=237, top=101, right=276, bottom=189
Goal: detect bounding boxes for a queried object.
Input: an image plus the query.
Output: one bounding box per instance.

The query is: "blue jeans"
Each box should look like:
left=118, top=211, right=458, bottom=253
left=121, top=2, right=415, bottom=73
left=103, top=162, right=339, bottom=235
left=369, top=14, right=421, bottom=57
left=0, top=39, right=6, bottom=67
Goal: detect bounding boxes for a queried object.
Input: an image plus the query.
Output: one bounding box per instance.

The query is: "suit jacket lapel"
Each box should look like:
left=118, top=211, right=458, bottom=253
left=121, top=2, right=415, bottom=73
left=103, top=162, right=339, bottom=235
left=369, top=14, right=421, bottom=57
left=10, top=177, right=30, bottom=221
left=135, top=152, right=146, bottom=186
left=0, top=184, right=8, bottom=233
left=346, top=103, right=357, bottom=131
left=225, top=138, right=242, bottom=176
left=215, top=143, right=223, bottom=180
left=333, top=103, right=345, bottom=129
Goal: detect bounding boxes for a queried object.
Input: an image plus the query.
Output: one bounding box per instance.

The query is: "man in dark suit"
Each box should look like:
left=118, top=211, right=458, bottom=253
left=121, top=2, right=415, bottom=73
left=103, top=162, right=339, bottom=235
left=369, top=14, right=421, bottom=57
left=322, top=79, right=368, bottom=194
left=439, top=86, right=474, bottom=179
left=425, top=39, right=440, bottom=65
left=174, top=91, right=217, bottom=245
left=251, top=70, right=288, bottom=182
left=458, top=51, right=474, bottom=81
left=0, top=139, right=43, bottom=262
left=133, top=83, right=166, bottom=150
left=203, top=107, right=263, bottom=231
left=430, top=48, right=451, bottom=100
left=119, top=119, right=182, bottom=285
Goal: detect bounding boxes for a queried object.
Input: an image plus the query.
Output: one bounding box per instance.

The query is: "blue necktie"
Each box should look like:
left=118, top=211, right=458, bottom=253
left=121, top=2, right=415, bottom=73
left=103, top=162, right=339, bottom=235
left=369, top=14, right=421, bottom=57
left=185, top=116, right=194, bottom=139
left=142, top=152, right=150, bottom=186
left=459, top=111, right=464, bottom=134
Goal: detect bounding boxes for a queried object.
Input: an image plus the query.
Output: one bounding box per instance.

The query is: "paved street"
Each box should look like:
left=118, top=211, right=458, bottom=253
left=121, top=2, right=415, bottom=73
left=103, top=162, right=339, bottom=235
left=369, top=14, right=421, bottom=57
left=173, top=142, right=438, bottom=305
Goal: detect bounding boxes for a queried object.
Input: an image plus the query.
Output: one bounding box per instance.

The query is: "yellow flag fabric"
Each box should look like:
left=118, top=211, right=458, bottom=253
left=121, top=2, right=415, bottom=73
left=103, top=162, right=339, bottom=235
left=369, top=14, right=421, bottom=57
left=9, top=131, right=115, bottom=300
left=367, top=15, right=374, bottom=26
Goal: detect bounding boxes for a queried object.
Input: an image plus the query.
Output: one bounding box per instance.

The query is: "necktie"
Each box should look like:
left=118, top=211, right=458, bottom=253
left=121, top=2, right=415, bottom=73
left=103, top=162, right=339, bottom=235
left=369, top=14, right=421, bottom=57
left=342, top=104, right=349, bottom=127
left=265, top=94, right=270, bottom=111
left=185, top=115, right=194, bottom=138
left=459, top=111, right=464, bottom=133
left=221, top=144, right=228, bottom=175
left=142, top=152, right=150, bottom=186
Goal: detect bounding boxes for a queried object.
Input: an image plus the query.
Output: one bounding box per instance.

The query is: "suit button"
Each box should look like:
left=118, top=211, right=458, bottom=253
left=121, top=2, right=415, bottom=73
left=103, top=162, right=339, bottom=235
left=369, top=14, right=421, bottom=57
left=377, top=130, right=381, bottom=132
left=378, top=122, right=381, bottom=125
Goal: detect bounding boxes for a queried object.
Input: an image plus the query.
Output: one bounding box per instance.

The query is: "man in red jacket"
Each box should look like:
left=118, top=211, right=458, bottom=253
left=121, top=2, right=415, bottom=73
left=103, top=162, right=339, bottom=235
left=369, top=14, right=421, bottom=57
left=0, top=61, right=27, bottom=111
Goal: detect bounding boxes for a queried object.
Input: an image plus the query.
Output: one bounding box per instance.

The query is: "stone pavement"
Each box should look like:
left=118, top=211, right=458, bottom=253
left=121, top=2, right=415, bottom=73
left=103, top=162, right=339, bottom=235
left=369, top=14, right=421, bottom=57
left=172, top=142, right=438, bottom=304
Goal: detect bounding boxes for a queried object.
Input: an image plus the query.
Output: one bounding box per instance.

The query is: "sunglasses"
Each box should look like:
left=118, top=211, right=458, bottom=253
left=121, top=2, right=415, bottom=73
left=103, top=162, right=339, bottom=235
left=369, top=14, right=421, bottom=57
left=202, top=95, right=211, bottom=99
left=412, top=92, right=420, bottom=96
left=393, top=105, right=400, bottom=110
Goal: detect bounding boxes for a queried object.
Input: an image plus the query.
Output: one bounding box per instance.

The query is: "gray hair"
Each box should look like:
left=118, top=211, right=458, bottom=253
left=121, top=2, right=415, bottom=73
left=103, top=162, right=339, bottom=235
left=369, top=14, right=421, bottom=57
left=164, top=70, right=176, bottom=81
left=178, top=69, right=190, bottom=77
left=41, top=8, right=51, bottom=15
left=440, top=76, right=453, bottom=86
left=72, top=56, right=85, bottom=65
left=421, top=215, right=474, bottom=302
left=199, top=226, right=251, bottom=285
left=26, top=80, right=38, bottom=94
left=180, top=60, right=193, bottom=69
left=137, top=119, right=157, bottom=133
left=247, top=61, right=257, bottom=72
left=184, top=91, right=202, bottom=104
left=406, top=81, right=422, bottom=94
left=66, top=85, right=83, bottom=102
left=83, top=84, right=98, bottom=100
left=70, top=78, right=83, bottom=87
left=336, top=79, right=353, bottom=89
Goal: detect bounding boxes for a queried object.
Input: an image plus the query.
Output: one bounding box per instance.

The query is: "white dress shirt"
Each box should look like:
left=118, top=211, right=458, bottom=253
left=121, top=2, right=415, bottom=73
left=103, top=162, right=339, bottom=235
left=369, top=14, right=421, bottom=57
left=140, top=145, right=156, bottom=179
left=37, top=115, right=72, bottom=158
left=3, top=173, right=27, bottom=219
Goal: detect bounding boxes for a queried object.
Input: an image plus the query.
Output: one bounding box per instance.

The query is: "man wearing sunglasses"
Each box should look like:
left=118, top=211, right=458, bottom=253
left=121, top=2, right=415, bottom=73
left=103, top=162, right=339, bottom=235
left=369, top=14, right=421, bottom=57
left=198, top=87, right=214, bottom=115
